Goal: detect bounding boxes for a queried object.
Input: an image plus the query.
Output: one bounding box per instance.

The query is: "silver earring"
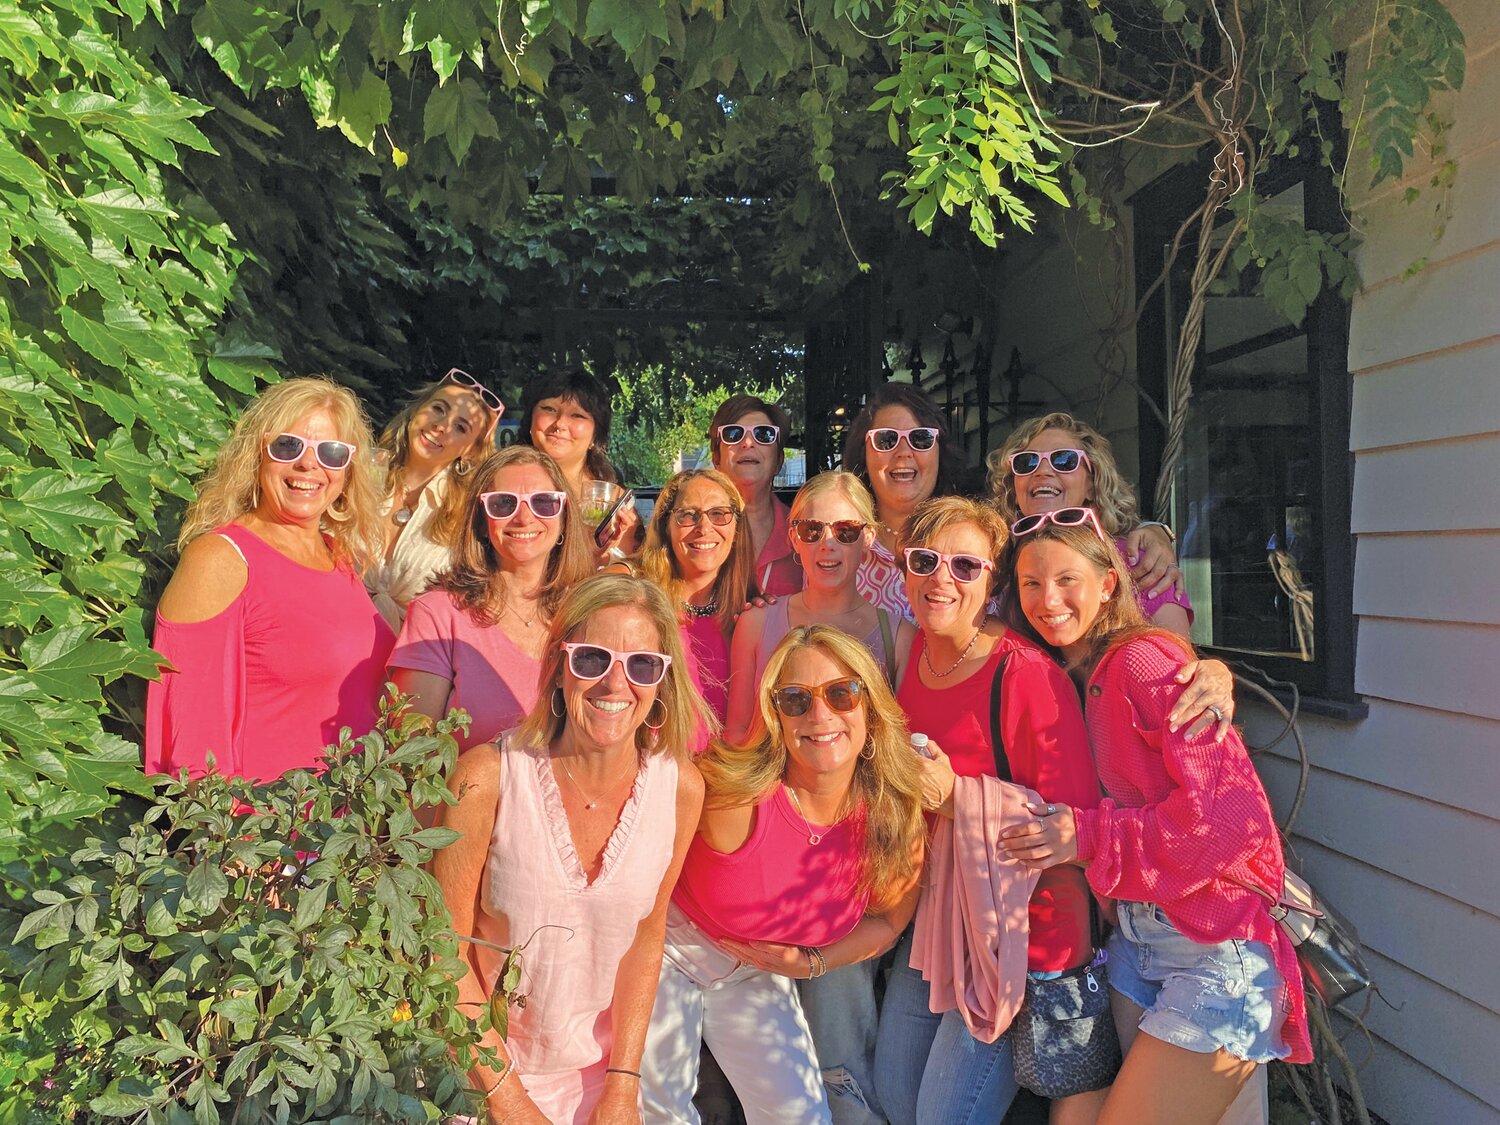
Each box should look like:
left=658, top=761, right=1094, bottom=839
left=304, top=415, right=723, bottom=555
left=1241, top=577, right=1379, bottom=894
left=549, top=689, right=565, bottom=717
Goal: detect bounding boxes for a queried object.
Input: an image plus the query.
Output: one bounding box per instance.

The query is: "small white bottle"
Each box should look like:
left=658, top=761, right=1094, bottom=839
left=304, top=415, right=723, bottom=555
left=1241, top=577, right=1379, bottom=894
left=910, top=733, right=931, bottom=759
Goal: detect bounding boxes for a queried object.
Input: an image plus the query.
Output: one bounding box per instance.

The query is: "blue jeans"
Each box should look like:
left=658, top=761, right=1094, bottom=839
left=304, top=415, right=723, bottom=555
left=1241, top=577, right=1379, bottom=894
left=873, top=929, right=1020, bottom=1125
left=799, top=959, right=886, bottom=1125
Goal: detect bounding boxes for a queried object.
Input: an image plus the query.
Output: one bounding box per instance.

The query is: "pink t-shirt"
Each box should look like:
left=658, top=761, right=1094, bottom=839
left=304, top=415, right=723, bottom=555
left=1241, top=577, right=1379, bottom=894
left=388, top=590, right=541, bottom=749
left=145, top=524, right=394, bottom=783
left=673, top=786, right=868, bottom=947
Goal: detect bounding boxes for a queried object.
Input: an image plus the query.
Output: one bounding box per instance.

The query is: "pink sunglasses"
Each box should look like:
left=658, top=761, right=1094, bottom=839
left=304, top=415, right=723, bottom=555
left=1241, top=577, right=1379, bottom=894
left=1010, top=507, right=1108, bottom=542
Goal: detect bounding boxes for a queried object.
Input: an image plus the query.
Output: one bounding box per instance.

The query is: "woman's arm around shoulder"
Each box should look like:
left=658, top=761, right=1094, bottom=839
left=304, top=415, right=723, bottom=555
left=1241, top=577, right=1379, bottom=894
left=588, top=760, right=705, bottom=1124
left=157, top=533, right=249, bottom=623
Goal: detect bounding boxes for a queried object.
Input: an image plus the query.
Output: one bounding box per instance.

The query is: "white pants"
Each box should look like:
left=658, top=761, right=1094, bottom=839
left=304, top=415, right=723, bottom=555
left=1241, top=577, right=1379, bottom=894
left=642, top=905, right=832, bottom=1124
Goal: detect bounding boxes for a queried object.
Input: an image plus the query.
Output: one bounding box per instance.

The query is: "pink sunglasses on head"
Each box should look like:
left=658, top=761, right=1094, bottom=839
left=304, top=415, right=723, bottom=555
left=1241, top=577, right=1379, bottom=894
left=1010, top=507, right=1108, bottom=542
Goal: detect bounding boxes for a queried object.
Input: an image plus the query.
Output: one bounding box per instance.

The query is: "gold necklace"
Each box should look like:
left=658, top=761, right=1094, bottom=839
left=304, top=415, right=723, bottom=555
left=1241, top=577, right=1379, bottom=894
left=785, top=784, right=846, bottom=846
left=559, top=755, right=637, bottom=811
left=500, top=597, right=541, bottom=629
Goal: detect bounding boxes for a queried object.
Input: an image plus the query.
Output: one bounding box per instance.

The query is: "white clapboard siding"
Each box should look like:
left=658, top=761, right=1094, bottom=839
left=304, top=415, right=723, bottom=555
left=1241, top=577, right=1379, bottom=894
left=1351, top=337, right=1500, bottom=450
left=1352, top=617, right=1500, bottom=720
left=1255, top=753, right=1500, bottom=916
left=1329, top=1008, right=1500, bottom=1125
left=1352, top=434, right=1500, bottom=533
left=1242, top=701, right=1500, bottom=823
left=1353, top=532, right=1500, bottom=625
left=1348, top=247, right=1500, bottom=371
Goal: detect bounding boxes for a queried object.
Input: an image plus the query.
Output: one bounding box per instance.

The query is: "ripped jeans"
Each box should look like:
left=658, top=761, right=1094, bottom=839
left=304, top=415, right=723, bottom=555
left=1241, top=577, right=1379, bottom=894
left=798, top=959, right=887, bottom=1125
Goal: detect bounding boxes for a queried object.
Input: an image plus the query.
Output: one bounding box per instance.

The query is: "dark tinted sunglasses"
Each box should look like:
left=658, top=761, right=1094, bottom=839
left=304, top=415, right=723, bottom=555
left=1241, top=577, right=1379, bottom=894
left=868, top=427, right=938, bottom=452
left=791, top=519, right=866, bottom=545
left=1010, top=506, right=1107, bottom=541
left=266, top=432, right=356, bottom=471
left=903, top=547, right=994, bottom=584
left=562, top=642, right=671, bottom=687
left=719, top=423, right=780, bottom=446
left=1009, top=448, right=1089, bottom=476
left=772, top=677, right=865, bottom=718
left=480, top=490, right=567, bottom=520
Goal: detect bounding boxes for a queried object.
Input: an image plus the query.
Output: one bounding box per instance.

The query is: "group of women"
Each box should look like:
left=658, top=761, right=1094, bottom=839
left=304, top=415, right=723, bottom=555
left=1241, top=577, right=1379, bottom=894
left=144, top=368, right=1308, bottom=1125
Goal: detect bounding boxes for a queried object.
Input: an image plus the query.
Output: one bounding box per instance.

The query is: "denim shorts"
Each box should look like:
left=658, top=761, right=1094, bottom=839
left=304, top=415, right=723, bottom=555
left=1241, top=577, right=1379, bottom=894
left=1107, top=901, right=1291, bottom=1064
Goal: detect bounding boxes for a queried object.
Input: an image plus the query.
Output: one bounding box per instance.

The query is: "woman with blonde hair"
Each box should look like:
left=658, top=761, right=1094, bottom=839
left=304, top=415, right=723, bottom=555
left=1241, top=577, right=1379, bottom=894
left=146, top=376, right=393, bottom=781
left=988, top=412, right=1237, bottom=737
left=641, top=626, right=926, bottom=1124
left=389, top=445, right=595, bottom=750
left=367, top=368, right=502, bottom=630
left=633, top=467, right=757, bottom=725
left=435, top=574, right=709, bottom=1125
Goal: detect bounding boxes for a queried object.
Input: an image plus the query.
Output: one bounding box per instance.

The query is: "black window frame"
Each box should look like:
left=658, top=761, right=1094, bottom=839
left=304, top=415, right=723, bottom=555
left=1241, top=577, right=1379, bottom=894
left=1132, top=155, right=1363, bottom=716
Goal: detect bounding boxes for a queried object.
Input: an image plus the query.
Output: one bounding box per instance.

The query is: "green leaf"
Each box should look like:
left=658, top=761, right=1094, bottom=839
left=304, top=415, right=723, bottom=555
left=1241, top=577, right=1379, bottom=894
left=186, top=860, right=228, bottom=914
left=20, top=624, right=129, bottom=700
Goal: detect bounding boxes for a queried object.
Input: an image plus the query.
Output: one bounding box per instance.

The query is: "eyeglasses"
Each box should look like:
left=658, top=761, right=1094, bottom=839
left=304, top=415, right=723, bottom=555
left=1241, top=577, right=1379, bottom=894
left=1009, top=448, right=1090, bottom=476
left=791, top=518, right=866, bottom=545
left=903, top=547, right=994, bottom=584
left=867, top=427, right=939, bottom=453
left=562, top=643, right=672, bottom=688
left=671, top=506, right=738, bottom=529
left=480, top=490, right=567, bottom=520
left=442, top=368, right=504, bottom=414
left=771, top=677, right=865, bottom=718
left=719, top=423, right=780, bottom=446
left=1010, top=506, right=1107, bottom=541
left=266, top=433, right=357, bottom=471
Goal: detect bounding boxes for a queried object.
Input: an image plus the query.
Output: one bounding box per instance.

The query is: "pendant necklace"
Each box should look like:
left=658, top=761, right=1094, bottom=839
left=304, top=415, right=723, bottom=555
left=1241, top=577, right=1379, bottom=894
left=924, top=627, right=983, bottom=678
left=785, top=785, right=842, bottom=846
left=501, top=597, right=541, bottom=629
left=560, top=755, right=636, bottom=811
left=684, top=599, right=720, bottom=619
left=392, top=478, right=429, bottom=526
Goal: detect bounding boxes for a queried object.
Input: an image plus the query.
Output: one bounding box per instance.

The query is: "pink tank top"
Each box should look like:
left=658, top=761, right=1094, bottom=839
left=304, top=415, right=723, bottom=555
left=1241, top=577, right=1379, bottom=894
left=672, top=786, right=869, bottom=947
left=473, top=734, right=680, bottom=1124
left=145, top=524, right=394, bottom=782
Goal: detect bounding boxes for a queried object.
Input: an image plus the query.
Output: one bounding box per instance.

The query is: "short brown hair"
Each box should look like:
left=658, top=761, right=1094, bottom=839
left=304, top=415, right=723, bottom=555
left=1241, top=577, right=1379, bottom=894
left=898, top=495, right=1010, bottom=599
left=708, top=394, right=792, bottom=475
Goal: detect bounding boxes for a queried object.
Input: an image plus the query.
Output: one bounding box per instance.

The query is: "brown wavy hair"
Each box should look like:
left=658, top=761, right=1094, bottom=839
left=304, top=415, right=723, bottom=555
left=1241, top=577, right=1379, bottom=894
left=999, top=521, right=1193, bottom=676
left=434, top=446, right=596, bottom=627
left=637, top=467, right=758, bottom=634
left=178, top=377, right=381, bottom=569
left=697, top=626, right=924, bottom=912
left=378, top=375, right=500, bottom=545
left=986, top=412, right=1141, bottom=538
left=708, top=394, right=792, bottom=475
left=512, top=574, right=713, bottom=757
left=898, top=495, right=1011, bottom=601
left=840, top=382, right=964, bottom=502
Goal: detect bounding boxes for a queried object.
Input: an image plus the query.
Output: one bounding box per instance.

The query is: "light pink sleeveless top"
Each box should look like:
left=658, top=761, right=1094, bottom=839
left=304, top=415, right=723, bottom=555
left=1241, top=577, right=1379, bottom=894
left=473, top=734, right=680, bottom=1125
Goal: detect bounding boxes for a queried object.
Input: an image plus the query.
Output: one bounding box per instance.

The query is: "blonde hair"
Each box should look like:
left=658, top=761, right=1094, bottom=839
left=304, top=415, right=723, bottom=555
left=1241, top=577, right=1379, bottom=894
left=378, top=377, right=498, bottom=544
left=637, top=468, right=757, bottom=634
left=697, top=626, right=924, bottom=912
left=513, top=574, right=713, bottom=757
left=986, top=412, right=1141, bottom=537
left=788, top=470, right=878, bottom=528
left=178, top=377, right=381, bottom=569
left=998, top=521, right=1192, bottom=676
left=435, top=446, right=596, bottom=626
left=898, top=495, right=1010, bottom=600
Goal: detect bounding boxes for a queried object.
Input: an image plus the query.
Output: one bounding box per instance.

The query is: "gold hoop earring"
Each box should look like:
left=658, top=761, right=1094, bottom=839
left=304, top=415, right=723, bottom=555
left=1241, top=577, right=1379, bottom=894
left=860, top=739, right=876, bottom=761
left=550, top=689, right=566, bottom=718
left=454, top=458, right=473, bottom=477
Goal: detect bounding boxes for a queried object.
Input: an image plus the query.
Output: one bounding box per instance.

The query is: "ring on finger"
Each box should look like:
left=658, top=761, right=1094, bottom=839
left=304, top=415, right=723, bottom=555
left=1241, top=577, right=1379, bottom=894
left=1045, top=803, right=1057, bottom=816
left=1207, top=705, right=1225, bottom=722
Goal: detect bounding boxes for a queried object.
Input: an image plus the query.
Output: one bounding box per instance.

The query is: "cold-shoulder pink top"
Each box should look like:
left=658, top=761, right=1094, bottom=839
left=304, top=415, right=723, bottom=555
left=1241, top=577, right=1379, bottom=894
left=144, top=524, right=394, bottom=782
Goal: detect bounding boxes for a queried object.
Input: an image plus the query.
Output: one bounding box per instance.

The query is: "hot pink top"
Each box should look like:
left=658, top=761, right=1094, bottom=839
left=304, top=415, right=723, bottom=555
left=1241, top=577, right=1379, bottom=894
left=1114, top=536, right=1194, bottom=624
left=144, top=524, right=394, bottom=782
left=474, top=734, right=680, bottom=1124
left=672, top=786, right=868, bottom=947
left=1073, top=634, right=1310, bottom=1063
left=754, top=497, right=803, bottom=597
left=388, top=589, right=541, bottom=749
left=681, top=615, right=731, bottom=723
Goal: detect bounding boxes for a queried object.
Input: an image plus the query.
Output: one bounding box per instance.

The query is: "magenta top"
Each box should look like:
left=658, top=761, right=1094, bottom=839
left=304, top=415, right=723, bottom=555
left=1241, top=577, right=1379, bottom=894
left=1115, top=537, right=1194, bottom=624
left=754, top=497, right=803, bottom=598
left=681, top=614, right=731, bottom=723
left=672, top=786, right=868, bottom=947
left=388, top=589, right=541, bottom=749
left=144, top=524, right=395, bottom=783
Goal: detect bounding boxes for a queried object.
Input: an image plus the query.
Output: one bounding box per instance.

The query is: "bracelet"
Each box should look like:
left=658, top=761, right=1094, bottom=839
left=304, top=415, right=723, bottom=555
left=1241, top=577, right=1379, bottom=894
left=605, top=1067, right=642, bottom=1080
left=1135, top=519, right=1177, bottom=543
left=802, top=945, right=828, bottom=979
left=483, top=1059, right=515, bottom=1097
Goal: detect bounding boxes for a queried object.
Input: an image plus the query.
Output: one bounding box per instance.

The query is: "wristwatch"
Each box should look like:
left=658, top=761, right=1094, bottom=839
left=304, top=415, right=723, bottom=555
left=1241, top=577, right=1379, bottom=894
left=1135, top=520, right=1177, bottom=543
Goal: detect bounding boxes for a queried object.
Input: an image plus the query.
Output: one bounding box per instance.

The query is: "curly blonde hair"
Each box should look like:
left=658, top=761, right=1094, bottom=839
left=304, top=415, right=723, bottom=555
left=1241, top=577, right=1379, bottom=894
left=985, top=412, right=1140, bottom=538
left=434, top=446, right=596, bottom=626
left=697, top=626, right=925, bottom=912
left=637, top=467, right=757, bottom=634
left=178, top=377, right=381, bottom=569
left=513, top=574, right=713, bottom=758
left=378, top=375, right=499, bottom=545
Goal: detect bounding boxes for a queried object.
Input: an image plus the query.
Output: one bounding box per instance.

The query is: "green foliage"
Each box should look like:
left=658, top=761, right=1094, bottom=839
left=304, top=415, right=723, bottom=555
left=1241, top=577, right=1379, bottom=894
left=0, top=0, right=274, bottom=859
left=3, top=695, right=494, bottom=1121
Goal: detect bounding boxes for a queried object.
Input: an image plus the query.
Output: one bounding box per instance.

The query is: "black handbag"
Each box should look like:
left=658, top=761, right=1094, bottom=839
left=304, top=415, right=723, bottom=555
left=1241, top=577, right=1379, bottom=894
left=1234, top=870, right=1374, bottom=1009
